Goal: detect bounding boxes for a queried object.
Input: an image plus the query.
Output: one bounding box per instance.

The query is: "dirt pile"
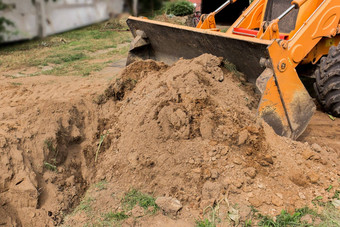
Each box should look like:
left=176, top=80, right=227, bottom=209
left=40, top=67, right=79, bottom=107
left=91, top=54, right=339, bottom=222
left=0, top=54, right=339, bottom=226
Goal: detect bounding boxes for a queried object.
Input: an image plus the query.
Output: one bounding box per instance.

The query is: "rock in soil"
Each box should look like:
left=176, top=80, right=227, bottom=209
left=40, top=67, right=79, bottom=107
left=155, top=197, right=182, bottom=216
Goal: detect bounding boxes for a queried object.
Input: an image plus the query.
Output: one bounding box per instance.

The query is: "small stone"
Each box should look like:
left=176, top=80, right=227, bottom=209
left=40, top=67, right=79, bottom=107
left=192, top=168, right=201, bottom=174
left=302, top=149, right=314, bottom=160
left=211, top=157, right=217, bottom=161
left=313, top=155, right=321, bottom=161
left=211, top=169, right=219, bottom=179
left=307, top=172, right=320, bottom=184
left=263, top=155, right=274, bottom=164
left=320, top=158, right=328, bottom=165
left=300, top=214, right=313, bottom=224
left=218, top=75, right=224, bottom=82
left=289, top=172, right=308, bottom=187
left=332, top=199, right=340, bottom=209
left=202, top=169, right=211, bottom=179
left=248, top=197, right=263, bottom=208
left=233, top=180, right=244, bottom=189
left=298, top=192, right=306, bottom=199
left=155, top=197, right=182, bottom=216
left=188, top=158, right=195, bottom=164
left=311, top=143, right=323, bottom=153
left=221, top=147, right=229, bottom=156
left=238, top=130, right=248, bottom=145
left=272, top=195, right=283, bottom=207
left=233, top=157, right=243, bottom=165
left=244, top=167, right=257, bottom=179
left=131, top=205, right=144, bottom=217
left=209, top=140, right=218, bottom=146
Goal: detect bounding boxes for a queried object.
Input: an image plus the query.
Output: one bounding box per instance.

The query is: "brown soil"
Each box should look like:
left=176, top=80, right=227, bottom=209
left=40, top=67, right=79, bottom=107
left=0, top=54, right=339, bottom=226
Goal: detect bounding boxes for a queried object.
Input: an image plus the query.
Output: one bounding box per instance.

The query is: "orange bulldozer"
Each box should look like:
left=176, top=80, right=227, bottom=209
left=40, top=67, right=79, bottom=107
left=126, top=0, right=340, bottom=139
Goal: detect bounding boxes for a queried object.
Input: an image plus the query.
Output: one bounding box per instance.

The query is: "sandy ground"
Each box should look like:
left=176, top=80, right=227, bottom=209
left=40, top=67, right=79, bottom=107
left=0, top=54, right=339, bottom=226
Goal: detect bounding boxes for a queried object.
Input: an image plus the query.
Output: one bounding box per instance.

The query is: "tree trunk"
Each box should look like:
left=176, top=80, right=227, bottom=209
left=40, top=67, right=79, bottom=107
left=133, top=0, right=138, bottom=16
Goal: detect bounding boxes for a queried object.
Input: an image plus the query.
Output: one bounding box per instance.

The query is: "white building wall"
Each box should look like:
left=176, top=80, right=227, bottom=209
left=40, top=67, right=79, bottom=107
left=1, top=0, right=124, bottom=42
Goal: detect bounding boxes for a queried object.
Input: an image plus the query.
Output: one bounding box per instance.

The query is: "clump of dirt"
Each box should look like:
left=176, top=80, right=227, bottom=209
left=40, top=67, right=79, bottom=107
left=1, top=54, right=339, bottom=226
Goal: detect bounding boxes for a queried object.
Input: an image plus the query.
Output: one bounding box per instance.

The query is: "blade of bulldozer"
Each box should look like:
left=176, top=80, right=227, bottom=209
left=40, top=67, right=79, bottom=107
left=258, top=41, right=316, bottom=139
left=126, top=16, right=271, bottom=83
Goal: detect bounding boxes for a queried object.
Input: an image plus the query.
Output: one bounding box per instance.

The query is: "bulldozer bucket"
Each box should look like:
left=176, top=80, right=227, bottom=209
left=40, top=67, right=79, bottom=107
left=126, top=17, right=272, bottom=83
left=126, top=17, right=315, bottom=139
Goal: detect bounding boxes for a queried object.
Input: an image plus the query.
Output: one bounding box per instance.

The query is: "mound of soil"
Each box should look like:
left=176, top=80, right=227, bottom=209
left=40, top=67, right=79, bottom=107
left=1, top=54, right=339, bottom=226
left=95, top=54, right=339, bottom=216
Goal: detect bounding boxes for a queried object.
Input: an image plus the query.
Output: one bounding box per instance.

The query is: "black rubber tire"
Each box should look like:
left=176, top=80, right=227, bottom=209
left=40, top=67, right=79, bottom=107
left=314, top=44, right=340, bottom=117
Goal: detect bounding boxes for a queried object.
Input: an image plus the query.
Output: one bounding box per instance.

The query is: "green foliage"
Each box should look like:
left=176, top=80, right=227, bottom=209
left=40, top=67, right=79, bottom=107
left=196, top=219, right=216, bottom=227
left=44, top=139, right=56, bottom=152
left=94, top=180, right=108, bottom=191
left=333, top=190, right=340, bottom=199
left=122, top=189, right=158, bottom=212
left=44, top=162, right=57, bottom=171
left=46, top=52, right=87, bottom=64
left=244, top=219, right=252, bottom=227
left=103, top=211, right=128, bottom=222
left=0, top=21, right=131, bottom=77
left=257, top=208, right=318, bottom=227
left=320, top=203, right=340, bottom=227
left=95, top=132, right=108, bottom=162
left=164, top=0, right=195, bottom=16
left=74, top=196, right=94, bottom=213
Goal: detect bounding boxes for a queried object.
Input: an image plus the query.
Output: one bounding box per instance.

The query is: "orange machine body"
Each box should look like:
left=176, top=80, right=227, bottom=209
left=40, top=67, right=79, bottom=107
left=196, top=0, right=340, bottom=138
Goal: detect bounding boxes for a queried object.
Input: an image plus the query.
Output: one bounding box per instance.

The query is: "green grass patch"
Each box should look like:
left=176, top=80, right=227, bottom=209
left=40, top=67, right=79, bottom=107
left=10, top=82, right=22, bottom=86
left=333, top=190, right=340, bottom=199
left=103, top=211, right=128, bottom=222
left=0, top=21, right=132, bottom=77
left=223, top=60, right=241, bottom=76
left=253, top=205, right=340, bottom=227
left=46, top=52, right=87, bottom=64
left=122, top=189, right=158, bottom=212
left=74, top=196, right=95, bottom=214
left=43, top=162, right=57, bottom=172
left=44, top=139, right=56, bottom=152
left=94, top=180, right=108, bottom=191
left=196, top=219, right=215, bottom=227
